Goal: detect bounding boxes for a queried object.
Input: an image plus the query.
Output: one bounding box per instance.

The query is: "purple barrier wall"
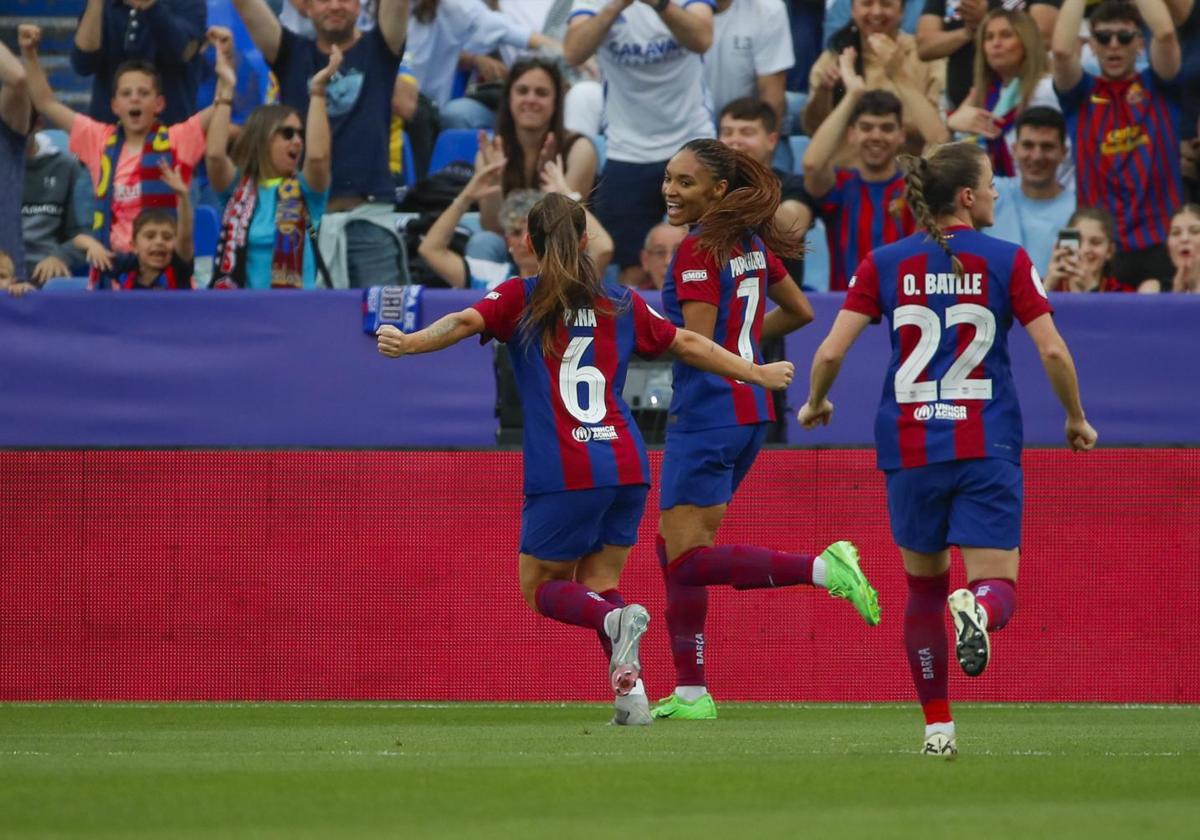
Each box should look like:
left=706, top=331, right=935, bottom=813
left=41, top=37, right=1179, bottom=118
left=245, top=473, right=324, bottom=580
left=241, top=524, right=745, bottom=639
left=1, top=291, right=1197, bottom=446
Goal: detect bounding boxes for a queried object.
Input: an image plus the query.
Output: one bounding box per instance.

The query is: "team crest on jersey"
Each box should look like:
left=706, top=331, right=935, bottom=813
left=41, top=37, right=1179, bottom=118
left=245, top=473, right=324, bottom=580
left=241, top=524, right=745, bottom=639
left=1126, top=83, right=1144, bottom=105
left=681, top=269, right=708, bottom=283
left=485, top=291, right=501, bottom=300
left=913, top=403, right=967, bottom=422
left=572, top=425, right=617, bottom=442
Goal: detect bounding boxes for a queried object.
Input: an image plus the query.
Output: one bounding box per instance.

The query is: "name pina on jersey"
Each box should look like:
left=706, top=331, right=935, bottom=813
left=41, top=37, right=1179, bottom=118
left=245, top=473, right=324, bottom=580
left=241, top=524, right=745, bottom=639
left=729, top=250, right=767, bottom=279
left=903, top=272, right=983, bottom=296
left=565, top=308, right=597, bottom=327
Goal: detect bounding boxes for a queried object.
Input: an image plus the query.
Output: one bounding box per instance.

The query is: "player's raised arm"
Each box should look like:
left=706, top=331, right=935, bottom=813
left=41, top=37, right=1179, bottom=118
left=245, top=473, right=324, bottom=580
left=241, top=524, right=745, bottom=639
left=376, top=310, right=486, bottom=358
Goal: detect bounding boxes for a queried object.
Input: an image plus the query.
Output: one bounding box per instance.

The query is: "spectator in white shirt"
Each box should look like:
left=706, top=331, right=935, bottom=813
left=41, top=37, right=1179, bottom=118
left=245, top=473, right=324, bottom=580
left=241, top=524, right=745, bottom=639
left=704, top=0, right=794, bottom=127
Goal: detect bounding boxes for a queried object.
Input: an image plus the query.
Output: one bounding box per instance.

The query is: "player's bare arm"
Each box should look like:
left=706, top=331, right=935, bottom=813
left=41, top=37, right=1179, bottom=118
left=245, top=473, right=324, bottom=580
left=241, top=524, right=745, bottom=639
left=376, top=309, right=486, bottom=357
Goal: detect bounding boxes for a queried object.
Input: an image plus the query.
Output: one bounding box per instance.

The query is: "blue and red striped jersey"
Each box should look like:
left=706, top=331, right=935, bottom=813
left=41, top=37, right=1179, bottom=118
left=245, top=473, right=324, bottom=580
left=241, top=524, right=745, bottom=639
left=661, top=230, right=786, bottom=431
left=821, top=168, right=916, bottom=292
left=843, top=226, right=1053, bottom=471
left=472, top=276, right=677, bottom=495
left=1058, top=70, right=1183, bottom=252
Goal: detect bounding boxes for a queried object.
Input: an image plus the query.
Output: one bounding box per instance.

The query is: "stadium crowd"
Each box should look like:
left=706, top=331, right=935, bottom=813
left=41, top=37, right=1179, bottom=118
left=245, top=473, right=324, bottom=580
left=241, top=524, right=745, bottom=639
left=0, top=0, right=1199, bottom=296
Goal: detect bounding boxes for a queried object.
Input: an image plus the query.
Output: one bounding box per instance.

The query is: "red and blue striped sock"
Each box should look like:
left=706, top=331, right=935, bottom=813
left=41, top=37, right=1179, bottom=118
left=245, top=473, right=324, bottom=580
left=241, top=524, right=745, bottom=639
left=669, top=544, right=815, bottom=589
left=659, top=536, right=708, bottom=687
left=971, top=578, right=1017, bottom=631
left=534, top=580, right=615, bottom=632
left=905, top=570, right=952, bottom=725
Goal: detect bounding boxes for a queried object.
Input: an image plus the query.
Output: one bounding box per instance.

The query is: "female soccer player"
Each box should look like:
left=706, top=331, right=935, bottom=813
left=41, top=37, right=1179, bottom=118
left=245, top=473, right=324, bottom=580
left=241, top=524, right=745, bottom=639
left=652, top=139, right=881, bottom=723
left=377, top=192, right=795, bottom=725
left=797, top=141, right=1098, bottom=757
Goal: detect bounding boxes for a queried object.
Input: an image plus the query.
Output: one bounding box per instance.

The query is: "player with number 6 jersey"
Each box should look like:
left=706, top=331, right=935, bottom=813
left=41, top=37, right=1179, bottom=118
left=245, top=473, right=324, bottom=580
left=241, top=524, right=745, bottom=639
left=652, top=139, right=881, bottom=724
left=797, top=142, right=1099, bottom=757
left=377, top=192, right=795, bottom=727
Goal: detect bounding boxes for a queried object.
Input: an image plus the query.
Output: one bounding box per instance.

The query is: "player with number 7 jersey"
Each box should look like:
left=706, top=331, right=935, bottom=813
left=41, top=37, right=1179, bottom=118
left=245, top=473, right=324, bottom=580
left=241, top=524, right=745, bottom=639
left=797, top=143, right=1098, bottom=757
left=377, top=193, right=795, bottom=727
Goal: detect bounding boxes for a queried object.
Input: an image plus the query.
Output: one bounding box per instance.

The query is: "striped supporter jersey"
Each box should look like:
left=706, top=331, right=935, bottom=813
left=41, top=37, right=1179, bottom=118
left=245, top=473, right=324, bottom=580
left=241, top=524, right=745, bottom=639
left=842, top=226, right=1053, bottom=471
left=661, top=230, right=786, bottom=431
left=1058, top=70, right=1183, bottom=251
left=821, top=168, right=916, bottom=291
left=472, top=276, right=677, bottom=494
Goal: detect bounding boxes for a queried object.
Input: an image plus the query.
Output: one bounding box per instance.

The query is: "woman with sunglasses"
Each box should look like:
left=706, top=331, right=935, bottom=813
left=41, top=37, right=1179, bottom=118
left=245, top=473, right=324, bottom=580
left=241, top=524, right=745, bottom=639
left=205, top=33, right=340, bottom=289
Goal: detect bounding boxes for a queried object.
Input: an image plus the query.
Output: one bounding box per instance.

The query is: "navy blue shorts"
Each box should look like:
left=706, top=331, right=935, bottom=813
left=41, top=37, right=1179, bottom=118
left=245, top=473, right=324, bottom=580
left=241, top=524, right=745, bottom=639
left=593, top=159, right=668, bottom=268
left=520, top=484, right=649, bottom=561
left=660, top=423, right=768, bottom=510
left=885, top=458, right=1023, bottom=554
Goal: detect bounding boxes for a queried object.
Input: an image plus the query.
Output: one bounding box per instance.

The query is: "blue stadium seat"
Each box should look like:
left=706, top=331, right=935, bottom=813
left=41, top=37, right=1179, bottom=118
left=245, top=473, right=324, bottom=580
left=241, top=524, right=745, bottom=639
left=789, top=136, right=810, bottom=176
left=428, top=129, right=483, bottom=174
left=590, top=134, right=606, bottom=176
left=194, top=206, right=220, bottom=258
left=403, top=131, right=417, bottom=188
left=772, top=140, right=793, bottom=174
left=42, top=276, right=90, bottom=292
left=41, top=128, right=70, bottom=153
left=803, top=219, right=830, bottom=293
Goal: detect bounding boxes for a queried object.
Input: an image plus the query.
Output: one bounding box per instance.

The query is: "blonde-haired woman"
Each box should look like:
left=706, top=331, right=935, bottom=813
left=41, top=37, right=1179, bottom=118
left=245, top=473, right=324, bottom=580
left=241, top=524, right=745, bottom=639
left=948, top=10, right=1067, bottom=183
left=204, top=28, right=340, bottom=289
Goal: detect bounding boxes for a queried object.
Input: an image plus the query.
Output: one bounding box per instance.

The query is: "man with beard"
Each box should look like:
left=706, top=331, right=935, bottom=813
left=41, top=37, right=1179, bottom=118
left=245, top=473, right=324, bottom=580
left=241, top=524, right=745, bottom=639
left=802, top=50, right=915, bottom=291
left=988, top=107, right=1076, bottom=274
left=234, top=0, right=409, bottom=287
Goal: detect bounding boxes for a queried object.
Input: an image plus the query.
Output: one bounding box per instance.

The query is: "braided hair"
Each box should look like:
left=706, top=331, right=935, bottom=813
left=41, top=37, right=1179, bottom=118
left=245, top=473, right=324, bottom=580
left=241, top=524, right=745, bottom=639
left=898, top=143, right=988, bottom=279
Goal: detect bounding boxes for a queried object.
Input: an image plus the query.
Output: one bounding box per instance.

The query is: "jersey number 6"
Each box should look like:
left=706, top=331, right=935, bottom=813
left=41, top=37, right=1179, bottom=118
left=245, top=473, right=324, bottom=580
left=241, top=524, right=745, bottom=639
left=560, top=336, right=607, bottom=424
left=893, top=303, right=996, bottom=404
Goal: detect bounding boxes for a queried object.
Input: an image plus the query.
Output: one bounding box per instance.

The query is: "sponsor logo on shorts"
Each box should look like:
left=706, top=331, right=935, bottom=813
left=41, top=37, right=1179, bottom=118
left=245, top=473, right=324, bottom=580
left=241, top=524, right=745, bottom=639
left=913, top=403, right=968, bottom=422
left=572, top=425, right=618, bottom=442
left=681, top=269, right=708, bottom=283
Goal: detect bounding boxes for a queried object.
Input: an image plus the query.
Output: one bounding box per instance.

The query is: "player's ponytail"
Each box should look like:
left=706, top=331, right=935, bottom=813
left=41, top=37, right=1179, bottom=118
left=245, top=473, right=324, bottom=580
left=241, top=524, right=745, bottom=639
left=682, top=139, right=804, bottom=266
left=898, top=142, right=988, bottom=279
left=522, top=192, right=604, bottom=356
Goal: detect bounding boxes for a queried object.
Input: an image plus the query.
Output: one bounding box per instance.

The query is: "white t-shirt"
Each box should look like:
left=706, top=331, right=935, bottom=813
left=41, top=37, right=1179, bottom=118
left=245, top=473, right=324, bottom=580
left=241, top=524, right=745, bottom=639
left=569, top=0, right=716, bottom=162
left=405, top=0, right=534, bottom=106
left=704, top=0, right=794, bottom=117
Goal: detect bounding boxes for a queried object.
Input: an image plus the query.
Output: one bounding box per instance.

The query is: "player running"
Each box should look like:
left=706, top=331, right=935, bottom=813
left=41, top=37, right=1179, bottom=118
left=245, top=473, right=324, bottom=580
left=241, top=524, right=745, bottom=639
left=377, top=192, right=795, bottom=725
left=652, top=139, right=881, bottom=723
left=796, top=141, right=1098, bottom=757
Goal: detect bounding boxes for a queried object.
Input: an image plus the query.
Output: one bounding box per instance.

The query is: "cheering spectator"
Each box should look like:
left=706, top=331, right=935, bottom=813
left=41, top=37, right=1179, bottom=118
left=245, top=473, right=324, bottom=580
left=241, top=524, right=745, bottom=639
left=639, top=221, right=686, bottom=290
left=93, top=161, right=195, bottom=289
left=949, top=10, right=1064, bottom=182
left=805, top=0, right=945, bottom=160
left=206, top=31, right=337, bottom=289
left=718, top=96, right=814, bottom=283
left=1043, top=207, right=1130, bottom=292
left=21, top=124, right=90, bottom=284
left=72, top=0, right=207, bottom=124
left=988, top=107, right=1077, bottom=274
left=917, top=0, right=1057, bottom=111
left=1052, top=0, right=1183, bottom=290
left=824, top=0, right=925, bottom=47
left=418, top=157, right=613, bottom=289
left=1139, top=204, right=1200, bottom=292
left=406, top=0, right=561, bottom=131
left=803, top=52, right=917, bottom=291
left=565, top=0, right=715, bottom=288
left=705, top=0, right=794, bottom=125
left=1165, top=1, right=1200, bottom=197
left=20, top=25, right=209, bottom=282
left=474, top=55, right=597, bottom=235
left=233, top=0, right=408, bottom=287
left=0, top=38, right=31, bottom=281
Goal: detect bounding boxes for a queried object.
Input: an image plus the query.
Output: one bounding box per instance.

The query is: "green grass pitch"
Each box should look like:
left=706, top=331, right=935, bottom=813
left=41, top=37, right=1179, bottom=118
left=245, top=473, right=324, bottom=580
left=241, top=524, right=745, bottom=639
left=2, top=703, right=1198, bottom=838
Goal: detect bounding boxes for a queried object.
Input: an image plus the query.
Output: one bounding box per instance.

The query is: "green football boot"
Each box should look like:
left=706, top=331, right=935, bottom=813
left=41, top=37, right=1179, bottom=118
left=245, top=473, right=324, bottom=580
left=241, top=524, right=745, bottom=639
left=650, top=692, right=718, bottom=720
left=822, top=540, right=881, bottom=626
